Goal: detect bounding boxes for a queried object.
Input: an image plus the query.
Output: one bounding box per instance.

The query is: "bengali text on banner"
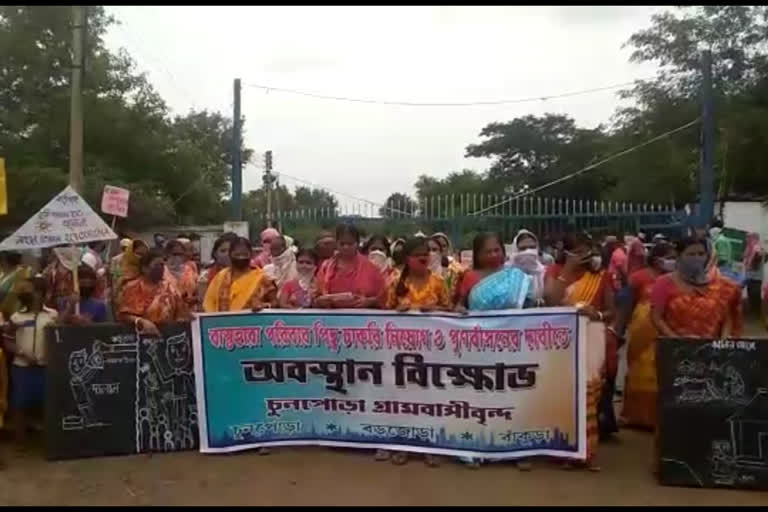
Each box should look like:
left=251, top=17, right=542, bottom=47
left=191, top=308, right=587, bottom=460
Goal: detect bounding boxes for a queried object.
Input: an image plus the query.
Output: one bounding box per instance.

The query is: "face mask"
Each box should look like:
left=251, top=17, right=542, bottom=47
left=148, top=266, right=164, bottom=283
left=368, top=250, right=388, bottom=271
left=677, top=256, right=708, bottom=285
left=408, top=255, right=429, bottom=273
left=428, top=252, right=442, bottom=273
left=513, top=249, right=540, bottom=272
left=590, top=255, right=602, bottom=271
left=658, top=258, right=676, bottom=273
left=231, top=258, right=250, bottom=270
left=709, top=227, right=722, bottom=238
left=215, top=253, right=230, bottom=267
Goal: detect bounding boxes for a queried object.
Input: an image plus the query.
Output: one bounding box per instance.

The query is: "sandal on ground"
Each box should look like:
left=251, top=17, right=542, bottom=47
left=374, top=449, right=391, bottom=461
left=424, top=455, right=441, bottom=468
left=257, top=447, right=271, bottom=456
left=391, top=451, right=408, bottom=466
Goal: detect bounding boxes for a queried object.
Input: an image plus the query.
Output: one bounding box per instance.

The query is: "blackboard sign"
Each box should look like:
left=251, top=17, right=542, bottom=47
left=45, top=322, right=198, bottom=460
left=657, top=337, right=768, bottom=490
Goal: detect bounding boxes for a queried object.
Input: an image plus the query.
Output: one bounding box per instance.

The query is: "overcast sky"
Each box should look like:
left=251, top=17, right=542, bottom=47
left=102, top=6, right=664, bottom=210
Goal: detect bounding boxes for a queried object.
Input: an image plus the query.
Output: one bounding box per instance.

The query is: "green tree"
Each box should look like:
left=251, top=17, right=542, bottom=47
left=379, top=192, right=418, bottom=218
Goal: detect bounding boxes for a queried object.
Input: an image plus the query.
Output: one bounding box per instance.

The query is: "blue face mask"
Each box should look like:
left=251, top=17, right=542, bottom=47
left=677, top=256, right=708, bottom=285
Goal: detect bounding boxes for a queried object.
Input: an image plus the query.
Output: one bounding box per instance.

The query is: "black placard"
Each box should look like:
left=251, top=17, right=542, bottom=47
left=657, top=337, right=768, bottom=490
left=44, top=322, right=198, bottom=460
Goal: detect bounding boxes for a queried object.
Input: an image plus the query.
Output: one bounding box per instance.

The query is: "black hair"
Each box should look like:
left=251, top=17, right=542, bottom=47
left=77, top=263, right=98, bottom=281
left=140, top=248, right=165, bottom=271
left=710, top=218, right=724, bottom=229
left=647, top=241, right=675, bottom=267
left=229, top=236, right=253, bottom=256
left=395, top=237, right=429, bottom=298
left=675, top=236, right=708, bottom=255
left=164, top=239, right=186, bottom=255
left=295, top=248, right=318, bottom=264
left=2, top=251, right=22, bottom=267
left=472, top=232, right=504, bottom=270
left=362, top=234, right=391, bottom=257
left=211, top=231, right=238, bottom=260
left=555, top=232, right=593, bottom=265
left=335, top=223, right=360, bottom=243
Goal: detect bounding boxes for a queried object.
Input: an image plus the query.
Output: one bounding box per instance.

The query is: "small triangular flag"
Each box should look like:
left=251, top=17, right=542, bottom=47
left=0, top=185, right=117, bottom=251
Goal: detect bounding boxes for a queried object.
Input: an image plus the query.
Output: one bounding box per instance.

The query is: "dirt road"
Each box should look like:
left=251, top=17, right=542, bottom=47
left=0, top=429, right=763, bottom=506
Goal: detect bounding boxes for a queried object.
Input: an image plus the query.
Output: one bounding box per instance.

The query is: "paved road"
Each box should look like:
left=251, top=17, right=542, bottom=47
left=0, top=429, right=764, bottom=506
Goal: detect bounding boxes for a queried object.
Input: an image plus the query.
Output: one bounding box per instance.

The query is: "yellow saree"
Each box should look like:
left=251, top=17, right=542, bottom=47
left=203, top=267, right=276, bottom=312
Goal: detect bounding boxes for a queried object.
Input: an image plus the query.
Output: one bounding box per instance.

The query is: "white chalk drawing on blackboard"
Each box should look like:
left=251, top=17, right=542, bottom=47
left=660, top=457, right=704, bottom=487
left=710, top=439, right=737, bottom=485
left=62, top=338, right=136, bottom=431
left=673, top=360, right=747, bottom=405
left=137, top=332, right=197, bottom=452
left=727, top=388, right=768, bottom=469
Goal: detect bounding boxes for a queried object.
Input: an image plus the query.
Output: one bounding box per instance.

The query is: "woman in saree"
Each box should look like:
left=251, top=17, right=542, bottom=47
left=508, top=229, right=547, bottom=306
left=544, top=232, right=616, bottom=471
left=651, top=236, right=742, bottom=339
left=203, top=237, right=277, bottom=313
left=455, top=232, right=531, bottom=313
left=618, top=241, right=676, bottom=430
left=362, top=234, right=396, bottom=285
left=430, top=232, right=465, bottom=303
left=263, top=235, right=298, bottom=291
left=165, top=239, right=199, bottom=311
left=377, top=237, right=451, bottom=467
left=313, top=224, right=386, bottom=309
left=119, top=249, right=190, bottom=335
left=197, top=232, right=238, bottom=304
left=278, top=249, right=318, bottom=309
left=454, top=232, right=532, bottom=469
left=0, top=252, right=31, bottom=321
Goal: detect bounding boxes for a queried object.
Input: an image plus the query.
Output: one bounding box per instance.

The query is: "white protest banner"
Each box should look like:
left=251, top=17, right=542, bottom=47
left=101, top=185, right=130, bottom=218
left=0, top=185, right=117, bottom=251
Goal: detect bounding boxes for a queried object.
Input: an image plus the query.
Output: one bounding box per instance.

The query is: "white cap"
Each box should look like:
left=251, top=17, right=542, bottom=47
left=81, top=251, right=99, bottom=270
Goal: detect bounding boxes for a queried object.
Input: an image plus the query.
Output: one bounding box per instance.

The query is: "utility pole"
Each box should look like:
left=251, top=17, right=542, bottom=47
left=231, top=78, right=242, bottom=220
left=699, top=49, right=715, bottom=228
left=275, top=175, right=282, bottom=233
left=264, top=150, right=274, bottom=228
left=69, top=6, right=86, bottom=194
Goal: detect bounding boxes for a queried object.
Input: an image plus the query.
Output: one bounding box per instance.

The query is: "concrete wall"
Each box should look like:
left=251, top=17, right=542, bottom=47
left=721, top=201, right=768, bottom=243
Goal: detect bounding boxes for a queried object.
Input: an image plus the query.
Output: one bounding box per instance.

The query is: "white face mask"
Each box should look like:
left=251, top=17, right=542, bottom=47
left=590, top=255, right=603, bottom=271
left=368, top=250, right=388, bottom=271
left=428, top=252, right=442, bottom=273
left=709, top=227, right=722, bottom=238
left=512, top=248, right=540, bottom=273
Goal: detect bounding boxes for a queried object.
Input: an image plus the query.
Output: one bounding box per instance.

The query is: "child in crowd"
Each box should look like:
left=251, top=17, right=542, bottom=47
left=3, top=276, right=57, bottom=445
left=60, top=264, right=109, bottom=325
left=278, top=249, right=318, bottom=309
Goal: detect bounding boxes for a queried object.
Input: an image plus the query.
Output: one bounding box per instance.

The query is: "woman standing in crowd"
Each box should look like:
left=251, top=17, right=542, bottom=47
left=544, top=232, right=615, bottom=471
left=197, top=232, right=238, bottom=304
left=362, top=234, right=395, bottom=284
left=253, top=227, right=281, bottom=268
left=60, top=264, right=109, bottom=325
left=455, top=232, right=531, bottom=313
left=651, top=236, right=743, bottom=339
left=509, top=229, right=546, bottom=306
left=314, top=225, right=385, bottom=309
left=263, top=235, right=298, bottom=290
left=314, top=231, right=336, bottom=268
left=0, top=251, right=31, bottom=321
left=377, top=236, right=450, bottom=467
left=390, top=238, right=406, bottom=269
left=278, top=249, right=318, bottom=309
left=453, top=232, right=531, bottom=469
left=430, top=232, right=465, bottom=304
left=618, top=241, right=676, bottom=430
left=203, top=237, right=277, bottom=313
left=4, top=276, right=57, bottom=445
left=165, top=239, right=199, bottom=311
left=119, top=249, right=189, bottom=335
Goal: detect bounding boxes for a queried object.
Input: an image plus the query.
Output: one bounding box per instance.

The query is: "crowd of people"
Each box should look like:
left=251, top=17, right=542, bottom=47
left=0, top=220, right=765, bottom=471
